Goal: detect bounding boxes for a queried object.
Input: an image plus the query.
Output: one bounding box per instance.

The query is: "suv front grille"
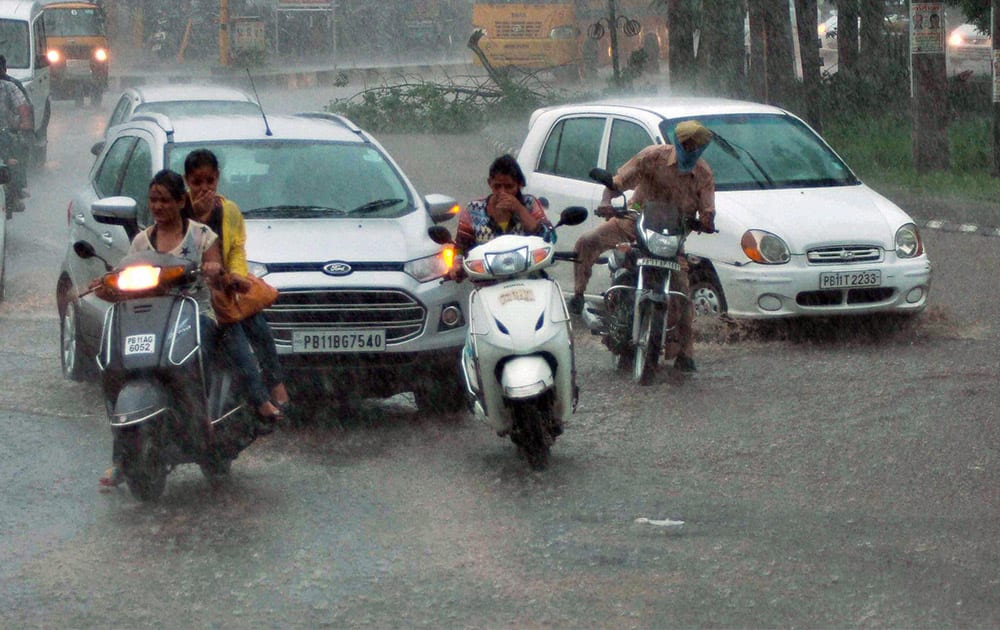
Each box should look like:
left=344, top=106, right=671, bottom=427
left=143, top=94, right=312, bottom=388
left=807, top=245, right=882, bottom=264
left=264, top=289, right=426, bottom=346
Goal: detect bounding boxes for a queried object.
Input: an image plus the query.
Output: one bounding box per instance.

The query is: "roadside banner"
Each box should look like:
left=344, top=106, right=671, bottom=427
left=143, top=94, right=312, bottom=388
left=910, top=3, right=945, bottom=54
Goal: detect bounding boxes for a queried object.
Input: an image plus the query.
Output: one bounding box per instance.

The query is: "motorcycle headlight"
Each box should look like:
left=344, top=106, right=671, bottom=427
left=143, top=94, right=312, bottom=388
left=247, top=261, right=269, bottom=277
left=644, top=230, right=680, bottom=258
left=895, top=223, right=923, bottom=258
left=485, top=246, right=529, bottom=276
left=741, top=230, right=790, bottom=264
left=405, top=247, right=454, bottom=282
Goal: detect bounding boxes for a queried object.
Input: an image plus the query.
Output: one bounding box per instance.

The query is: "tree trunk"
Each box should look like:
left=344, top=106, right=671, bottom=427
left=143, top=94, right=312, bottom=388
left=747, top=0, right=767, bottom=101
left=858, top=0, right=881, bottom=63
left=696, top=0, right=748, bottom=98
left=667, top=0, right=697, bottom=90
left=835, top=0, right=859, bottom=73
left=754, top=0, right=797, bottom=108
left=992, top=0, right=1000, bottom=177
left=794, top=0, right=823, bottom=131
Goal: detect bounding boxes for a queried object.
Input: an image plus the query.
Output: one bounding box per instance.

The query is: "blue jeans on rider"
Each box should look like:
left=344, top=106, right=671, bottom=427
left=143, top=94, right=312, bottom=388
left=200, top=314, right=270, bottom=408
left=241, top=312, right=285, bottom=390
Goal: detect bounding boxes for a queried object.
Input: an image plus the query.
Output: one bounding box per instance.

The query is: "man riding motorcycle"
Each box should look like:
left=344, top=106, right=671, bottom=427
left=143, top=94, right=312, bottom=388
left=568, top=120, right=716, bottom=372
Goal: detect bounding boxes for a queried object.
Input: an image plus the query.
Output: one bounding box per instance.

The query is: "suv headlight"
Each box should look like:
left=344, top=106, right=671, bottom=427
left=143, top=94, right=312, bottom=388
left=644, top=229, right=680, bottom=258
left=247, top=261, right=269, bottom=277
left=405, top=248, right=454, bottom=282
left=741, top=230, right=790, bottom=264
left=895, top=223, right=923, bottom=258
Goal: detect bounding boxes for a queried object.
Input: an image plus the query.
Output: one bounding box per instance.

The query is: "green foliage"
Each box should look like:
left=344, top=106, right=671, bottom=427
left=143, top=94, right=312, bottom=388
left=949, top=0, right=991, bottom=32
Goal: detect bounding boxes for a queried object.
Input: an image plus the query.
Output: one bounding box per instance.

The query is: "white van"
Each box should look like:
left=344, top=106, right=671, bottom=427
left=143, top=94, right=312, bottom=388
left=0, top=0, right=50, bottom=165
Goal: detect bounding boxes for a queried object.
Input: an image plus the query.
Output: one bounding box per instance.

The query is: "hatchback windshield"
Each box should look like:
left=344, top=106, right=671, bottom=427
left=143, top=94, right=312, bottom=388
left=43, top=7, right=105, bottom=37
left=661, top=114, right=859, bottom=191
left=168, top=141, right=413, bottom=218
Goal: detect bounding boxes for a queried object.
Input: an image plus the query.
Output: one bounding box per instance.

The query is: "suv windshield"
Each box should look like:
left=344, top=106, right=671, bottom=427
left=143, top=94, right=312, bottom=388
left=660, top=114, right=859, bottom=191
left=43, top=7, right=105, bottom=37
left=168, top=141, right=413, bottom=218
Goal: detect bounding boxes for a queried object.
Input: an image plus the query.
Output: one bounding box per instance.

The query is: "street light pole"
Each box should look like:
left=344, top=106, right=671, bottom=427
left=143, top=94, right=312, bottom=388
left=220, top=0, right=230, bottom=66
left=992, top=3, right=1000, bottom=176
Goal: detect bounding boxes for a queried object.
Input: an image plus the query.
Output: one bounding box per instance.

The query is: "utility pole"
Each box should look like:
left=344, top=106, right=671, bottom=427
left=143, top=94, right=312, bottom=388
left=992, top=3, right=1000, bottom=176
left=909, top=2, right=949, bottom=172
left=220, top=0, right=230, bottom=66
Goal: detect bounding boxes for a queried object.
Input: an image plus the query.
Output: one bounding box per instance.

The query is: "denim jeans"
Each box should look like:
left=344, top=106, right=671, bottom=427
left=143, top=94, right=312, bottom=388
left=202, top=314, right=270, bottom=408
left=240, top=312, right=285, bottom=390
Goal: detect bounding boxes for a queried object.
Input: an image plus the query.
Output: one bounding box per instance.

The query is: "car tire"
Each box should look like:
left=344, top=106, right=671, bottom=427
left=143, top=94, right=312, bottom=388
left=690, top=269, right=727, bottom=318
left=60, top=297, right=93, bottom=381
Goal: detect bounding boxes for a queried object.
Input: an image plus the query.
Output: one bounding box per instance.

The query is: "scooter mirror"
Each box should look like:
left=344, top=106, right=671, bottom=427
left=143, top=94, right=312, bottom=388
left=427, top=225, right=454, bottom=245
left=556, top=206, right=589, bottom=227
left=73, top=240, right=97, bottom=259
left=588, top=168, right=615, bottom=189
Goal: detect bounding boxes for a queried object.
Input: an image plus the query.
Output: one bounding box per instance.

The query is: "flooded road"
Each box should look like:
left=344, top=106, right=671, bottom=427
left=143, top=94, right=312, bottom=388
left=1, top=89, right=997, bottom=627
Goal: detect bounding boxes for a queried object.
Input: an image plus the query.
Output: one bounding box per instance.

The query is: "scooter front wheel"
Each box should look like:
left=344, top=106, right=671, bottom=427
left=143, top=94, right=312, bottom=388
left=120, top=425, right=167, bottom=502
left=509, top=398, right=553, bottom=471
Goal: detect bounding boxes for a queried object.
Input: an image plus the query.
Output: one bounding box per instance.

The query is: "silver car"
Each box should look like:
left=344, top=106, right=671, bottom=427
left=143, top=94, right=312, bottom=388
left=101, top=84, right=261, bottom=141
left=58, top=111, right=468, bottom=412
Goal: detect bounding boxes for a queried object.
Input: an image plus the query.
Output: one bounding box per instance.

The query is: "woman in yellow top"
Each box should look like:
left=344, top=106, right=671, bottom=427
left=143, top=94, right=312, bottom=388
left=183, top=149, right=291, bottom=412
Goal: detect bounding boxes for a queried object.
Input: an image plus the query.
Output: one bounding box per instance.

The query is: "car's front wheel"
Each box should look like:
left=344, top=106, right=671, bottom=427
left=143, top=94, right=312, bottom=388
left=690, top=269, right=727, bottom=318
left=60, top=297, right=93, bottom=381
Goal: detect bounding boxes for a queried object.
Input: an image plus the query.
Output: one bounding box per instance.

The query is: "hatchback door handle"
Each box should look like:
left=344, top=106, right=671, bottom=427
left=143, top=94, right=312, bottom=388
left=100, top=232, right=113, bottom=246
left=74, top=212, right=85, bottom=225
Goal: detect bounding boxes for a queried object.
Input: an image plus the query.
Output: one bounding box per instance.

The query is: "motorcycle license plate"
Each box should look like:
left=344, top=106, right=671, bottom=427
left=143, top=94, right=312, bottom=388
left=124, top=334, right=156, bottom=355
left=292, top=329, right=386, bottom=353
left=819, top=270, right=881, bottom=289
left=636, top=257, right=681, bottom=271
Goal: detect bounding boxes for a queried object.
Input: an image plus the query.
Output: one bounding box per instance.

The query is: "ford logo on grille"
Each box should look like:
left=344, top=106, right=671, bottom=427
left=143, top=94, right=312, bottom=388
left=323, top=261, right=353, bottom=276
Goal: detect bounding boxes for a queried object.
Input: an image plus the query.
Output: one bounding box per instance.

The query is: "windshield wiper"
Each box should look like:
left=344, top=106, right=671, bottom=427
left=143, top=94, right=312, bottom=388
left=350, top=198, right=403, bottom=215
left=711, top=131, right=775, bottom=189
left=243, top=205, right=346, bottom=218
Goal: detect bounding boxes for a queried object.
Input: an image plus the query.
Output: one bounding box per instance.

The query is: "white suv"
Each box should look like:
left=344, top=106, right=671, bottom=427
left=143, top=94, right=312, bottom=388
left=57, top=111, right=468, bottom=412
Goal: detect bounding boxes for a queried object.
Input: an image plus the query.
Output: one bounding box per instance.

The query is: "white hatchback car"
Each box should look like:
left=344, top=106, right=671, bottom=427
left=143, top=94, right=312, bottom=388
left=517, top=97, right=931, bottom=318
left=100, top=84, right=261, bottom=141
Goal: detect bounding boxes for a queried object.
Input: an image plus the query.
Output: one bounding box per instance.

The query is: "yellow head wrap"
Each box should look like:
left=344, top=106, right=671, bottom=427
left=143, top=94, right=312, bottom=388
left=674, top=120, right=712, bottom=148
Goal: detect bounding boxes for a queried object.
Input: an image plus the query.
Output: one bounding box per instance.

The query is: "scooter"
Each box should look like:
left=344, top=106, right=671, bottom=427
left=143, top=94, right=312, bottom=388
left=428, top=206, right=588, bottom=470
left=581, top=168, right=716, bottom=384
left=74, top=241, right=258, bottom=501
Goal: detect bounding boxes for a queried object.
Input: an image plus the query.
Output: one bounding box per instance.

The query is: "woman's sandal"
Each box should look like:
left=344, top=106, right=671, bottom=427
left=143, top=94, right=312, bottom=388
left=99, top=465, right=123, bottom=491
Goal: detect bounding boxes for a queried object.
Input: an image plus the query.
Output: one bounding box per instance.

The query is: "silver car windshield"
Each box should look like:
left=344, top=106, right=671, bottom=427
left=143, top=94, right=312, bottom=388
left=168, top=141, right=413, bottom=218
left=660, top=114, right=860, bottom=191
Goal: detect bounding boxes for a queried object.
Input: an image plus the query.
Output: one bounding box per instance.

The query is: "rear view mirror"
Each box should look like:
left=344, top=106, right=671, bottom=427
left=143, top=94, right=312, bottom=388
left=427, top=225, right=454, bottom=245
left=91, top=141, right=105, bottom=157
left=92, top=196, right=139, bottom=239
left=588, top=168, right=615, bottom=189
left=425, top=193, right=460, bottom=224
left=556, top=206, right=588, bottom=227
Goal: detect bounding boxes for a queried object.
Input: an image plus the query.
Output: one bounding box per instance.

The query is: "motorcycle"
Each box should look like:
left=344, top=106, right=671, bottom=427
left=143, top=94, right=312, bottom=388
left=428, top=206, right=588, bottom=470
left=580, top=168, right=716, bottom=384
left=74, top=241, right=259, bottom=501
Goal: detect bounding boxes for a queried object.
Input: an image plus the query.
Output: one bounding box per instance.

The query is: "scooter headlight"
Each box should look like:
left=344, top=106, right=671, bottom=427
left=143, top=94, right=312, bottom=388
left=484, top=246, right=529, bottom=276
left=114, top=265, right=161, bottom=291
left=643, top=230, right=680, bottom=258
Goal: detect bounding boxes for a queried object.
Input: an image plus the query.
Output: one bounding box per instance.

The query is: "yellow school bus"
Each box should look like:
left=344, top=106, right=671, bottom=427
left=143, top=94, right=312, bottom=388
left=471, top=1, right=667, bottom=74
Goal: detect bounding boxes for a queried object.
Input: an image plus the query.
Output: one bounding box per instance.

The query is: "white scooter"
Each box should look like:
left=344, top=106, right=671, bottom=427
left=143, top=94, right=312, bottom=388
left=428, top=206, right=588, bottom=470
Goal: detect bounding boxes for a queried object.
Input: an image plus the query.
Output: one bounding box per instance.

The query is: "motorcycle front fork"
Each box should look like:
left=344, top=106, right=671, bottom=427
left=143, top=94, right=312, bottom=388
left=631, top=268, right=689, bottom=349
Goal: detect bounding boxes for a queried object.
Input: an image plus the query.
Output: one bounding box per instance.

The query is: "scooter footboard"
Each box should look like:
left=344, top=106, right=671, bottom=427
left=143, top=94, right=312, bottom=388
left=500, top=356, right=554, bottom=399
left=111, top=380, right=171, bottom=427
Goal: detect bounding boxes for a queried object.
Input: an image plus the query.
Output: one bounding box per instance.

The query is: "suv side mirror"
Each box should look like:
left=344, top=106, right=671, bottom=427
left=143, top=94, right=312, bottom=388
left=425, top=193, right=460, bottom=224
left=90, top=141, right=105, bottom=156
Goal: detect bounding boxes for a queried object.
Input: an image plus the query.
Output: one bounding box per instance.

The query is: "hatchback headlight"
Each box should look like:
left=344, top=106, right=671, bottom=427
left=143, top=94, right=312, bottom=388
left=895, top=223, right=923, bottom=258
left=644, top=229, right=680, bottom=258
left=741, top=230, right=790, bottom=264
left=405, top=248, right=454, bottom=282
left=247, top=261, right=269, bottom=277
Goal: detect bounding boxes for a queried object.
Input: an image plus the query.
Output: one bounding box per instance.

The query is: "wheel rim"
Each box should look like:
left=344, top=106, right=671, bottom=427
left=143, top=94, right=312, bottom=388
left=692, top=284, right=723, bottom=317
left=61, top=302, right=77, bottom=376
